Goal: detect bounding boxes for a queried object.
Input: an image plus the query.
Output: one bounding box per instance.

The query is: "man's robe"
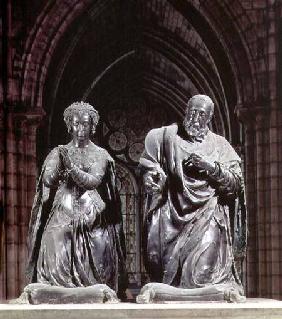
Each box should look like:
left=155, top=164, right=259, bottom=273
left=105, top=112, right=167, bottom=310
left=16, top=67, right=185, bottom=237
left=140, top=124, right=247, bottom=290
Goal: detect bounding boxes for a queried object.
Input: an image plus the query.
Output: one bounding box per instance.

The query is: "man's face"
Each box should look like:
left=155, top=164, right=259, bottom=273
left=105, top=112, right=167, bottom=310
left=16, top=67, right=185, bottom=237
left=71, top=112, right=91, bottom=141
left=183, top=99, right=212, bottom=138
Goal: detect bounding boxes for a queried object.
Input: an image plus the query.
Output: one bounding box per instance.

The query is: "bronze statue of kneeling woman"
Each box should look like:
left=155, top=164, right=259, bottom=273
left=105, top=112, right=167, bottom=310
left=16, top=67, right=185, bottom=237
left=19, top=102, right=127, bottom=304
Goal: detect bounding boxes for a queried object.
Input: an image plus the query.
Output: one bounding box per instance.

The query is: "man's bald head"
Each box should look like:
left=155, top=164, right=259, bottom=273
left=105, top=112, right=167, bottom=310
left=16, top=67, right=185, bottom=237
left=186, top=95, right=214, bottom=118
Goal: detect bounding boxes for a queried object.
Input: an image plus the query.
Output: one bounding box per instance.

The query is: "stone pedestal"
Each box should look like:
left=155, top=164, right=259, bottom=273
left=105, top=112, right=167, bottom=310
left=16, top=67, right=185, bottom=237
left=0, top=299, right=281, bottom=319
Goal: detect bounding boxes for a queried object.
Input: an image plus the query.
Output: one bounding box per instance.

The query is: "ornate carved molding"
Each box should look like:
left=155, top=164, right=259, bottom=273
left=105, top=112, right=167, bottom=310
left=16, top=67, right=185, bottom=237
left=9, top=109, right=45, bottom=128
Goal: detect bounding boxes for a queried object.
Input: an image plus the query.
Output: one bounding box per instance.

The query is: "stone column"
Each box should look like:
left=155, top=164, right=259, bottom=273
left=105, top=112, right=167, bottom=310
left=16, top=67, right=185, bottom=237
left=237, top=106, right=282, bottom=299
left=2, top=110, right=43, bottom=300
left=266, top=108, right=282, bottom=299
left=0, top=108, right=6, bottom=299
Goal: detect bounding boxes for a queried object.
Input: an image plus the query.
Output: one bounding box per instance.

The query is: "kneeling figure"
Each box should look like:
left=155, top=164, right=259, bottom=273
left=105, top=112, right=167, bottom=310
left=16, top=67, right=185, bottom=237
left=20, top=102, right=127, bottom=304
left=137, top=95, right=247, bottom=303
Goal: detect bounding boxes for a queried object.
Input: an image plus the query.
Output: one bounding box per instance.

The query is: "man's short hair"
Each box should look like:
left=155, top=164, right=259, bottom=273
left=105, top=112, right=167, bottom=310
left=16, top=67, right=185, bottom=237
left=186, top=94, right=214, bottom=115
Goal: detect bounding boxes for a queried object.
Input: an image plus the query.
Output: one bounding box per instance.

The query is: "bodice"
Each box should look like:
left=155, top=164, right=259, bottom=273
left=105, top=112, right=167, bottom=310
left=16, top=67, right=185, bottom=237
left=45, top=142, right=111, bottom=226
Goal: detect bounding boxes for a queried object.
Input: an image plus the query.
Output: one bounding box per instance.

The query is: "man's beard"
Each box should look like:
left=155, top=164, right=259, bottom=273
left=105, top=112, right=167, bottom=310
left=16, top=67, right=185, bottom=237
left=183, top=119, right=209, bottom=141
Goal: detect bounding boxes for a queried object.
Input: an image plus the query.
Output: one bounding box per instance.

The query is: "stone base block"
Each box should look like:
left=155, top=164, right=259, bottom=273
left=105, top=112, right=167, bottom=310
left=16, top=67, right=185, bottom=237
left=9, top=283, right=119, bottom=304
left=136, top=283, right=245, bottom=303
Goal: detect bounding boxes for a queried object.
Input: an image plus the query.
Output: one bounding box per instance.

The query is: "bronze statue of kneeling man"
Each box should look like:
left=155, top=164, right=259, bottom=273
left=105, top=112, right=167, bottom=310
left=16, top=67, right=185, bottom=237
left=137, top=95, right=247, bottom=303
left=16, top=102, right=127, bottom=304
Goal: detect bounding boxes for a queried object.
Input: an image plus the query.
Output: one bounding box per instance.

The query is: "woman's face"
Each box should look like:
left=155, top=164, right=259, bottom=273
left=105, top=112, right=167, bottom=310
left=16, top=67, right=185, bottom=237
left=71, top=112, right=92, bottom=142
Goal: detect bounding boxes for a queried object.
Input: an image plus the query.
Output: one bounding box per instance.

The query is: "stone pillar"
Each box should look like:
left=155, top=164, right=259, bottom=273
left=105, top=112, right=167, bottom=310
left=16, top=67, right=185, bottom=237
left=267, top=108, right=282, bottom=299
left=2, top=110, right=43, bottom=300
left=237, top=106, right=282, bottom=299
left=0, top=108, right=6, bottom=299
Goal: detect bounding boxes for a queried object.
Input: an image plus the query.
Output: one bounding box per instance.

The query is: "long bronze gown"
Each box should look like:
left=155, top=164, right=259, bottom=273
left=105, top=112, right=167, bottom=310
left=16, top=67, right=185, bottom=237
left=139, top=124, right=247, bottom=290
left=26, top=142, right=127, bottom=293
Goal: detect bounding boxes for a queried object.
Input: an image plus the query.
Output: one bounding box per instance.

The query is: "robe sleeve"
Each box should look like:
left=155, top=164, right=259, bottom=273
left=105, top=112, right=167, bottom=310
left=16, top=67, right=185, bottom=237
left=207, top=136, right=243, bottom=197
left=139, top=127, right=166, bottom=172
left=26, top=149, right=59, bottom=282
left=212, top=136, right=247, bottom=264
left=139, top=127, right=170, bottom=217
left=42, top=148, right=62, bottom=187
left=68, top=165, right=104, bottom=190
left=207, top=160, right=243, bottom=197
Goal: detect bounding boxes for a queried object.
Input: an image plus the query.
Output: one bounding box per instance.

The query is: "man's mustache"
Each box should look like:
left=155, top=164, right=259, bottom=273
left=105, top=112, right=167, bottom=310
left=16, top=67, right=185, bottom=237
left=185, top=121, right=201, bottom=129
left=189, top=123, right=200, bottom=128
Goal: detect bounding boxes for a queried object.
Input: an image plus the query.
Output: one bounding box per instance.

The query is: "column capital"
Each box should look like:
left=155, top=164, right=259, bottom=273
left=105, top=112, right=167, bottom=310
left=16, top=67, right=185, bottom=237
left=9, top=108, right=45, bottom=129
left=235, top=104, right=270, bottom=126
left=25, top=110, right=45, bottom=129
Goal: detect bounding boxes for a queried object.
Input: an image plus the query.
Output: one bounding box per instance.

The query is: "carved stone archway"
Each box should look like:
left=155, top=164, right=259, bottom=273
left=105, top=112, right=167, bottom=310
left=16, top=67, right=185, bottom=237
left=4, top=0, right=280, bottom=301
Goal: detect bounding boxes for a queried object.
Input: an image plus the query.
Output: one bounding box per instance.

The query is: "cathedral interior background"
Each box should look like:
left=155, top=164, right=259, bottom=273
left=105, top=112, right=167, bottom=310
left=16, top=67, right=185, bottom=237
left=1, top=0, right=282, bottom=300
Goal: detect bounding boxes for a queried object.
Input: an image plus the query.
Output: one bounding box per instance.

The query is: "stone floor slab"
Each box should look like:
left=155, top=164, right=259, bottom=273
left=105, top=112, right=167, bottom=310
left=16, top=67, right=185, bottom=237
left=0, top=299, right=281, bottom=319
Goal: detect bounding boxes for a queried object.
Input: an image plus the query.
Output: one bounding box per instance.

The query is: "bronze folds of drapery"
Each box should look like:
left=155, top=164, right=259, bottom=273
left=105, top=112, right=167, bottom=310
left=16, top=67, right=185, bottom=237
left=137, top=123, right=247, bottom=303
